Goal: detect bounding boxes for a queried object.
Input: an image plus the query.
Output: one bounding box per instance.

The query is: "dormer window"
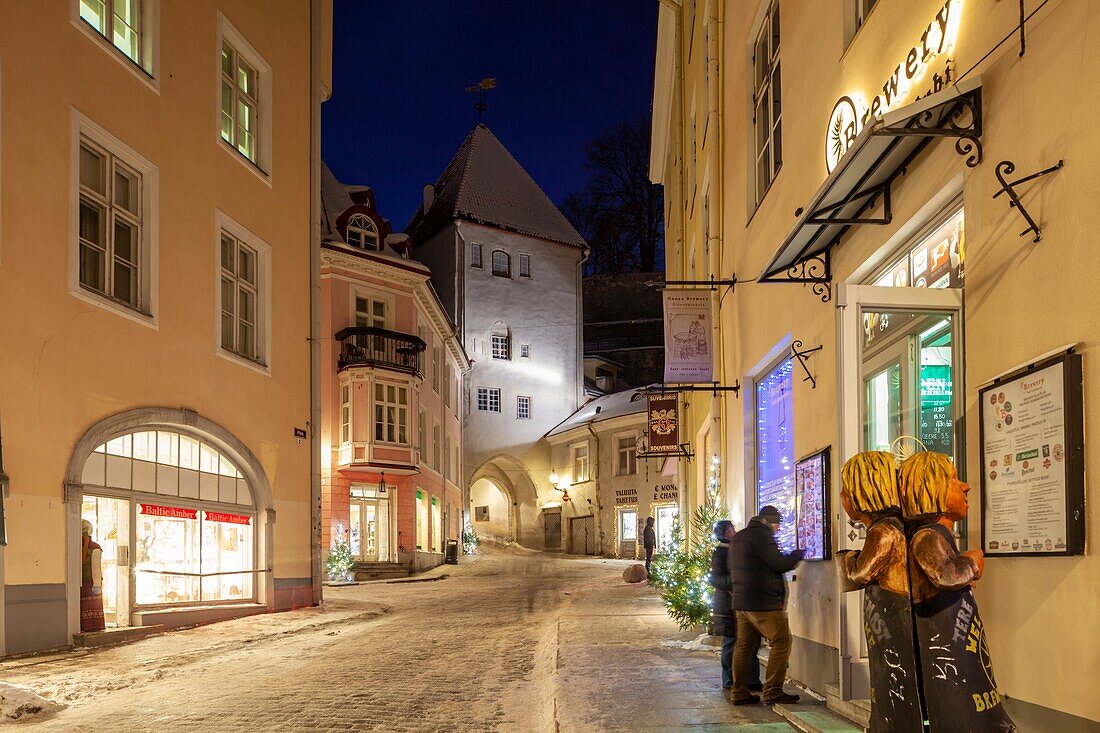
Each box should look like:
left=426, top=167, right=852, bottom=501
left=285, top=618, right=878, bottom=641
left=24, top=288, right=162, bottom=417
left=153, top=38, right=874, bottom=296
left=346, top=213, right=380, bottom=251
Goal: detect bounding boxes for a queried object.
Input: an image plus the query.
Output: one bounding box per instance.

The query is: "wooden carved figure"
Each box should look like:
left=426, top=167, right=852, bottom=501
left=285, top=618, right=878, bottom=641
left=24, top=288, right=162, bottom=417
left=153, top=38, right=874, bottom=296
left=80, top=519, right=105, bottom=633
left=899, top=452, right=1017, bottom=733
left=838, top=451, right=924, bottom=733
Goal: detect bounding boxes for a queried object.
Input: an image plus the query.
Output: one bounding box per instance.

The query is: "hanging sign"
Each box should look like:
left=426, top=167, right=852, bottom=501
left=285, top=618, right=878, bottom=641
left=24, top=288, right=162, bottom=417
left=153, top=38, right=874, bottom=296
left=205, top=511, right=252, bottom=525
left=979, top=352, right=1085, bottom=556
left=663, top=291, right=713, bottom=383
left=647, top=393, right=680, bottom=454
left=139, top=504, right=198, bottom=520
left=825, top=0, right=962, bottom=173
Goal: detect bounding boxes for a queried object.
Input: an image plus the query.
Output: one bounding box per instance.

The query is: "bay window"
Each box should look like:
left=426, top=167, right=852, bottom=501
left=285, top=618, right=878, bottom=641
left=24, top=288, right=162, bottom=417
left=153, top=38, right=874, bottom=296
left=374, top=383, right=409, bottom=444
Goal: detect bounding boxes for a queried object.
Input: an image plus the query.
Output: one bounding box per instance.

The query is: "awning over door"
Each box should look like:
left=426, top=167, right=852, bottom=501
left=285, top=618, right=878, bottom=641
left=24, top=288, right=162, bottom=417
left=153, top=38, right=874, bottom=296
left=758, top=77, right=983, bottom=299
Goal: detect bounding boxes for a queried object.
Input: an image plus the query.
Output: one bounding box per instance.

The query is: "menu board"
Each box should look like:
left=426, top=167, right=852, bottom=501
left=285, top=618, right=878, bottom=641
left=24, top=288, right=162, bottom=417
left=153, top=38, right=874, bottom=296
left=794, top=448, right=830, bottom=560
left=979, top=353, right=1085, bottom=556
left=919, top=364, right=954, bottom=455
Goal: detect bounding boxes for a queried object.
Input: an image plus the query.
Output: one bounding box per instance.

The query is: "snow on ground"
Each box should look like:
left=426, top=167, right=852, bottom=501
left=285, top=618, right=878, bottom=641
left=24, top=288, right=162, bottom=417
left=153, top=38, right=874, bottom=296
left=0, top=682, right=65, bottom=722
left=1, top=550, right=792, bottom=732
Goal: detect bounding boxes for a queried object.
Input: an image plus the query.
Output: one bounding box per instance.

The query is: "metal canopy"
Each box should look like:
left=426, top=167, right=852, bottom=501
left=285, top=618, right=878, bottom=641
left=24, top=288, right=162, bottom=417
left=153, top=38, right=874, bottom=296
left=758, top=77, right=983, bottom=301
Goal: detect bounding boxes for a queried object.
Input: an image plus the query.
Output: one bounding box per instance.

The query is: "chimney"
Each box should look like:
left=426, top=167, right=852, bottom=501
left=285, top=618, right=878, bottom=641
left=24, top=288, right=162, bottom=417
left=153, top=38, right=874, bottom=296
left=422, top=184, right=435, bottom=214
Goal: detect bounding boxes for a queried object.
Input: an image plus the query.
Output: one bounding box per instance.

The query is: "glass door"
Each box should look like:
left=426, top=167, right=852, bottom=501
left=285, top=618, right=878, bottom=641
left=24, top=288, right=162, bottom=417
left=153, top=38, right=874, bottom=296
left=654, top=505, right=679, bottom=552
left=81, top=495, right=131, bottom=628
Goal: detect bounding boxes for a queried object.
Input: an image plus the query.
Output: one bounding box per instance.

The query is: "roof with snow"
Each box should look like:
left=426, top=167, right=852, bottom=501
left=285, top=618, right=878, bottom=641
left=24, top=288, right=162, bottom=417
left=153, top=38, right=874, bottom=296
left=405, top=124, right=586, bottom=249
left=547, top=387, right=652, bottom=438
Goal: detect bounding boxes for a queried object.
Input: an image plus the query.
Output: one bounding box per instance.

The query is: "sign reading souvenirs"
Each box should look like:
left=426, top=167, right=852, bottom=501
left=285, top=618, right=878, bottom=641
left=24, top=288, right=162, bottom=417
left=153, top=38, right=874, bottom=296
left=662, top=291, right=712, bottom=383
left=794, top=448, right=830, bottom=560
left=139, top=503, right=198, bottom=520
left=646, top=393, right=680, bottom=454
left=825, top=0, right=961, bottom=173
left=979, top=352, right=1085, bottom=556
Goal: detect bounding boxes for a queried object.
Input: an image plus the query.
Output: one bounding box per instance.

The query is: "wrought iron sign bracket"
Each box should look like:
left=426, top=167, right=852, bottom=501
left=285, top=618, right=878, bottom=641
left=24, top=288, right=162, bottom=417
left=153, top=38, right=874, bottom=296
left=646, top=275, right=738, bottom=297
left=759, top=250, right=833, bottom=303
left=791, top=340, right=823, bottom=389
left=993, top=159, right=1063, bottom=243
left=646, top=381, right=742, bottom=399
left=876, top=85, right=984, bottom=169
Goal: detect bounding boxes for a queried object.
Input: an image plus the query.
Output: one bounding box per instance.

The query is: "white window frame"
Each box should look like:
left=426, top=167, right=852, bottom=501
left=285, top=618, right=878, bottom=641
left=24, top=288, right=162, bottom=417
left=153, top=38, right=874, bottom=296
left=340, top=381, right=352, bottom=444
left=615, top=432, right=638, bottom=476
left=432, top=345, right=442, bottom=393
left=518, top=252, right=531, bottom=278
left=491, top=334, right=511, bottom=360
left=216, top=12, right=273, bottom=182
left=214, top=210, right=272, bottom=373
left=477, top=387, right=501, bottom=413
left=751, top=0, right=782, bottom=205
left=471, top=242, right=483, bottom=269
left=70, top=111, right=159, bottom=328
left=572, top=442, right=590, bottom=483
left=432, top=420, right=441, bottom=471
left=517, top=395, right=531, bottom=420
left=520, top=344, right=530, bottom=358
left=418, top=407, right=427, bottom=462
left=345, top=213, right=380, bottom=251
left=72, top=0, right=160, bottom=89
left=351, top=292, right=390, bottom=330
left=373, top=382, right=409, bottom=445
left=491, top=250, right=511, bottom=278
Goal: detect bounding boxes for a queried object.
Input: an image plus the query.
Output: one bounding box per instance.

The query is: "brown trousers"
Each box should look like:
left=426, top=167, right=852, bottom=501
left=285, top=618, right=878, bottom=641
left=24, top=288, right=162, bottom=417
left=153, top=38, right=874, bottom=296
left=731, top=610, right=792, bottom=701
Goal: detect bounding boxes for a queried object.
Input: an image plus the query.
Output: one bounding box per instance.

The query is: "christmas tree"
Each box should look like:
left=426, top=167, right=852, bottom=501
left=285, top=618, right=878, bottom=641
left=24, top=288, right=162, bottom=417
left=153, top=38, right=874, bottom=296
left=648, top=495, right=724, bottom=630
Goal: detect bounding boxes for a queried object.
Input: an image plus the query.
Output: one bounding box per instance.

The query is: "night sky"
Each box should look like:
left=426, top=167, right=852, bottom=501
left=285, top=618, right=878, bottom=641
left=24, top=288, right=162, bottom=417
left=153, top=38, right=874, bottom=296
left=321, top=0, right=658, bottom=230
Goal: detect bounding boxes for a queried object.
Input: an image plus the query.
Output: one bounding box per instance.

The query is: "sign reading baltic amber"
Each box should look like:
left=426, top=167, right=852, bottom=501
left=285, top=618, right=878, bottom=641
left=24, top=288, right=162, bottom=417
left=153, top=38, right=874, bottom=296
left=646, top=393, right=680, bottom=454
left=139, top=503, right=198, bottom=520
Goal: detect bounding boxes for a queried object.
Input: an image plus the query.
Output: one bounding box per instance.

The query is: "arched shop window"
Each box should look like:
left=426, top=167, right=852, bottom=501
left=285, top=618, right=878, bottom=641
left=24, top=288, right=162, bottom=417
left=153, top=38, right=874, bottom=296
left=80, top=430, right=256, bottom=608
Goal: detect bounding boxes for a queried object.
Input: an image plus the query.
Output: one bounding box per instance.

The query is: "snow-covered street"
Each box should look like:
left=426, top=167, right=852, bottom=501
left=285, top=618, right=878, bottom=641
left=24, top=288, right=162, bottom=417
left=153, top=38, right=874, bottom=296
left=3, top=547, right=793, bottom=732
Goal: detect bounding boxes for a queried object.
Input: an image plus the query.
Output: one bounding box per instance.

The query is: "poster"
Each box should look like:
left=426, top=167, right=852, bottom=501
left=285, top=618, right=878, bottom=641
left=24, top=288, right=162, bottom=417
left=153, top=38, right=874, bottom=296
left=662, top=291, right=713, bottom=383
left=647, top=393, right=680, bottom=454
left=980, top=353, right=1085, bottom=556
left=794, top=448, right=830, bottom=560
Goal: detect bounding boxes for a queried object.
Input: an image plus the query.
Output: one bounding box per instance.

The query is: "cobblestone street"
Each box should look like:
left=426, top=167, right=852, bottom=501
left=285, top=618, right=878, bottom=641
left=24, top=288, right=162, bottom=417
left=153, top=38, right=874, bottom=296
left=3, top=547, right=804, bottom=732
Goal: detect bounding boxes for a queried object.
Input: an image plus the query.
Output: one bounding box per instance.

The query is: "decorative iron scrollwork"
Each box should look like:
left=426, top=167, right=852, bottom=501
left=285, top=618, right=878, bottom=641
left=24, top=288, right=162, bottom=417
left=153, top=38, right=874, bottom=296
left=783, top=253, right=832, bottom=303
left=993, top=159, right=1063, bottom=242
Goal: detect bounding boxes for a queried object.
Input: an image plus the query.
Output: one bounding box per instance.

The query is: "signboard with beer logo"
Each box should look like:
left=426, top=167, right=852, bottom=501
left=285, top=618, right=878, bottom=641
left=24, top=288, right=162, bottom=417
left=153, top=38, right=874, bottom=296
left=646, top=393, right=680, bottom=454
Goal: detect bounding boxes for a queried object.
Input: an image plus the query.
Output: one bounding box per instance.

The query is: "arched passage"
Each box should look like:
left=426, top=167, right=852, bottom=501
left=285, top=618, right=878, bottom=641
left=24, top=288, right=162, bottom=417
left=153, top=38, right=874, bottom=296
left=469, top=478, right=514, bottom=540
left=468, top=454, right=541, bottom=547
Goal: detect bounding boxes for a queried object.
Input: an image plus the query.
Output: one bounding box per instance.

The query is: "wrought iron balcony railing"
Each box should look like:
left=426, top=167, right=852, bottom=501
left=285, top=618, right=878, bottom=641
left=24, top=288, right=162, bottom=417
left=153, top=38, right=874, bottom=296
left=335, top=326, right=426, bottom=377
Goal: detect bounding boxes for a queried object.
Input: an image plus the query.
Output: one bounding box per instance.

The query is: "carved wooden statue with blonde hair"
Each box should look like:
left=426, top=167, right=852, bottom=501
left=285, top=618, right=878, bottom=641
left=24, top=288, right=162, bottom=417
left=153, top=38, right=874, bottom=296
left=838, top=451, right=923, bottom=733
left=900, top=452, right=1017, bottom=732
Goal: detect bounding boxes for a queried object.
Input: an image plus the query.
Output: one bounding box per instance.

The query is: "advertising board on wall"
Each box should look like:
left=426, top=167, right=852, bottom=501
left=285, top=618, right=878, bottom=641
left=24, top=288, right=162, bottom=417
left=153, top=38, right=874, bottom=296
left=662, top=291, right=713, bottom=383
left=979, top=352, right=1085, bottom=556
left=794, top=448, right=831, bottom=560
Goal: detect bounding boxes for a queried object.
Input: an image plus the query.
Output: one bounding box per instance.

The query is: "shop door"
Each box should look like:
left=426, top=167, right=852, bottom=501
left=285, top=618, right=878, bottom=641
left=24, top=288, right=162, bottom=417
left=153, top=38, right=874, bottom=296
left=618, top=508, right=638, bottom=559
left=80, top=496, right=131, bottom=628
left=654, top=504, right=679, bottom=552
left=569, top=516, right=595, bottom=555
left=351, top=497, right=391, bottom=562
left=837, top=283, right=963, bottom=701
left=544, top=510, right=562, bottom=550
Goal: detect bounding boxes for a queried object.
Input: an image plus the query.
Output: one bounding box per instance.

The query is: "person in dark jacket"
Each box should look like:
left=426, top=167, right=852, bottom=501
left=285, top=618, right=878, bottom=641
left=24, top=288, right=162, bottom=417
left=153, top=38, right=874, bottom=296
left=729, top=505, right=804, bottom=705
left=643, top=516, right=656, bottom=573
left=709, top=520, right=762, bottom=693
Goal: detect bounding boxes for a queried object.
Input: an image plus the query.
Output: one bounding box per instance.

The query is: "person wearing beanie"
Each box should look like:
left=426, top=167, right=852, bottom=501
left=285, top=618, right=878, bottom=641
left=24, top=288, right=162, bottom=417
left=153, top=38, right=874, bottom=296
left=709, top=520, right=762, bottom=695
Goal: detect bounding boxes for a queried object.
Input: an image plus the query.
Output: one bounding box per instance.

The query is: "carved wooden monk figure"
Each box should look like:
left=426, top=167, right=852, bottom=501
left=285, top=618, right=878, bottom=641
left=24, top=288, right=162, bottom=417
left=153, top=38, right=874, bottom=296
left=838, top=451, right=923, bottom=733
left=899, top=452, right=1017, bottom=733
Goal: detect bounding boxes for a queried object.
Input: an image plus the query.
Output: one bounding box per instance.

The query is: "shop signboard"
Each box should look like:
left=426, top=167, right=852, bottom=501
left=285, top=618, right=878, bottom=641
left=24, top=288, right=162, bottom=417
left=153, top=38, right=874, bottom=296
left=205, top=511, right=251, bottom=525
left=139, top=503, right=198, bottom=520
left=652, top=483, right=678, bottom=503
left=979, top=352, right=1085, bottom=556
left=647, top=393, right=680, bottom=454
left=614, top=487, right=638, bottom=506
left=794, top=448, right=830, bottom=560
left=662, top=291, right=712, bottom=383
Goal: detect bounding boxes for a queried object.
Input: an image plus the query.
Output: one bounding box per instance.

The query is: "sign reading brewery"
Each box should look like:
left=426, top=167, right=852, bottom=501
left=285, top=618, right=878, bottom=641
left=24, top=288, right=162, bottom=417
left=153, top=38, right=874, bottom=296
left=647, top=393, right=680, bottom=454
left=826, top=0, right=962, bottom=173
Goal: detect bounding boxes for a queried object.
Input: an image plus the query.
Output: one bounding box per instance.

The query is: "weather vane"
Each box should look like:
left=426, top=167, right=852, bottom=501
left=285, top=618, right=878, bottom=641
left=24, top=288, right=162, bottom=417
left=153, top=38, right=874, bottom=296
left=465, top=77, right=497, bottom=123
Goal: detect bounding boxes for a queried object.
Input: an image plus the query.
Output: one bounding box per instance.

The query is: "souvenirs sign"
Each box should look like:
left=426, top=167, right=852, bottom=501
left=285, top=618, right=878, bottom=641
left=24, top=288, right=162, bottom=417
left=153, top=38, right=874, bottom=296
left=794, top=448, right=830, bottom=560
left=646, top=393, right=680, bottom=454
left=979, top=352, right=1085, bottom=556
left=663, top=291, right=713, bottom=383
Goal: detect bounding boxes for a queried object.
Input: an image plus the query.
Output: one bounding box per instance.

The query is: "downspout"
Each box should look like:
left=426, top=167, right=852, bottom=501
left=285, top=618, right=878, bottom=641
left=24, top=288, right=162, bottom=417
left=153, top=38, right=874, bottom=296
left=577, top=246, right=590, bottom=409
left=309, top=0, right=324, bottom=606
left=585, top=422, right=602, bottom=556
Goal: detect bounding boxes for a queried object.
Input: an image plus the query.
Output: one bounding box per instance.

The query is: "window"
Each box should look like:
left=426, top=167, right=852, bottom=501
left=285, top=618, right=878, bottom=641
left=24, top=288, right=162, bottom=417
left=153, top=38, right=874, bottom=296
left=491, top=334, right=511, bottom=360
left=617, top=434, right=638, bottom=476
left=77, top=0, right=152, bottom=75
left=373, top=383, right=409, bottom=444
left=444, top=434, right=451, bottom=480
left=477, top=387, right=501, bottom=413
left=416, top=489, right=426, bottom=550
left=855, top=0, right=878, bottom=30
left=78, top=138, right=144, bottom=312
left=432, top=345, right=441, bottom=393
left=443, top=365, right=451, bottom=406
left=471, top=243, right=483, bottom=268
left=218, top=15, right=271, bottom=174
left=219, top=231, right=262, bottom=363
left=345, top=214, right=379, bottom=251
left=572, top=443, right=590, bottom=483
left=752, top=0, right=782, bottom=203
left=619, top=508, right=638, bottom=542
left=868, top=208, right=965, bottom=290
left=355, top=296, right=386, bottom=328
left=431, top=496, right=442, bottom=552
left=432, top=421, right=441, bottom=471
left=491, top=250, right=511, bottom=277
left=475, top=506, right=489, bottom=522
left=520, top=344, right=530, bottom=358
left=340, top=383, right=352, bottom=444
left=519, top=253, right=531, bottom=278
left=517, top=396, right=531, bottom=420
left=755, top=357, right=796, bottom=553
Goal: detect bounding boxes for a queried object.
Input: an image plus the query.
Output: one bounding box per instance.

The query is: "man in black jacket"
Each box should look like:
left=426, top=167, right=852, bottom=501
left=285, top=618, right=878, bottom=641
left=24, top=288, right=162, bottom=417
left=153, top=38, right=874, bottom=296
left=709, top=520, right=762, bottom=693
left=728, top=505, right=804, bottom=705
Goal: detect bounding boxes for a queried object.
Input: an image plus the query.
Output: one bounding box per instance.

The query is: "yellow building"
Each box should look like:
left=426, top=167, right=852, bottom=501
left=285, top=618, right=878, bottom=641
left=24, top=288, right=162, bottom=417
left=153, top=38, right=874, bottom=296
left=657, top=0, right=1098, bottom=728
left=0, top=0, right=332, bottom=655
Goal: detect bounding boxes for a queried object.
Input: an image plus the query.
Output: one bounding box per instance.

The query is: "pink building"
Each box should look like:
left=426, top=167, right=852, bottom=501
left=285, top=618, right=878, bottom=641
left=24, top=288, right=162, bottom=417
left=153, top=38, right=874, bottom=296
left=320, top=165, right=468, bottom=578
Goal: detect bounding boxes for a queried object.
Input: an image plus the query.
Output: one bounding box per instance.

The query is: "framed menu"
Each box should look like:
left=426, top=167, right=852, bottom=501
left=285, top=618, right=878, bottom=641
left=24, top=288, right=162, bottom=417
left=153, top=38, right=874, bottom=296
left=794, top=447, right=831, bottom=561
left=979, top=351, right=1084, bottom=556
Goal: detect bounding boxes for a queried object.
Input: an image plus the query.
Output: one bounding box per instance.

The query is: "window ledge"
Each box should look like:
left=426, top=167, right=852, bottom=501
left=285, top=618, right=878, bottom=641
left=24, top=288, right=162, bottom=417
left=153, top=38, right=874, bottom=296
left=219, top=140, right=272, bottom=187
left=216, top=347, right=271, bottom=376
left=72, top=17, right=159, bottom=94
left=71, top=286, right=158, bottom=330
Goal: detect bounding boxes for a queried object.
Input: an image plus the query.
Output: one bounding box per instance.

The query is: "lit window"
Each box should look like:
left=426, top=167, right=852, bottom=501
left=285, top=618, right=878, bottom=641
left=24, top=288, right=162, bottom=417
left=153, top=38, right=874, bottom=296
left=220, top=41, right=260, bottom=163
left=431, top=496, right=442, bottom=552
left=491, top=334, right=510, bottom=360
left=416, top=489, right=426, bottom=550
left=619, top=509, right=638, bottom=542
left=471, top=243, right=483, bottom=268
left=519, top=253, right=531, bottom=278
left=617, top=435, right=638, bottom=476
left=517, top=396, right=531, bottom=420
left=520, top=344, right=530, bottom=358
left=219, top=232, right=263, bottom=363
left=477, top=387, right=501, bottom=413
left=78, top=0, right=149, bottom=72
left=374, top=383, right=409, bottom=444
left=345, top=213, right=380, bottom=250
left=753, top=0, right=782, bottom=203
left=78, top=138, right=145, bottom=312
left=870, top=208, right=965, bottom=289
left=573, top=443, right=590, bottom=482
left=491, top=250, right=511, bottom=278
left=340, top=383, right=351, bottom=443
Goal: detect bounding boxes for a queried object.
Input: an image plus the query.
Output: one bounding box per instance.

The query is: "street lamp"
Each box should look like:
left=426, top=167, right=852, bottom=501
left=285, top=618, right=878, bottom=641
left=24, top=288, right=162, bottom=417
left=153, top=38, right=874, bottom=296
left=549, top=469, right=559, bottom=487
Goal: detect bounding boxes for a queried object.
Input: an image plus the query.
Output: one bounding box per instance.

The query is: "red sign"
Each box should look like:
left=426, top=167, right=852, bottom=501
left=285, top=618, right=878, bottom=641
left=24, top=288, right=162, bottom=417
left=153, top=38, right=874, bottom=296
left=205, top=511, right=252, bottom=525
left=139, top=504, right=197, bottom=520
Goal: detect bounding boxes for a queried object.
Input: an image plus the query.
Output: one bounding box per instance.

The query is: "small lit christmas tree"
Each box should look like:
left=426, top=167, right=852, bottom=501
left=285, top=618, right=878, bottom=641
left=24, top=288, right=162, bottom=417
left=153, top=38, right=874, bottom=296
left=326, top=524, right=355, bottom=582
left=462, top=520, right=480, bottom=555
left=648, top=492, right=724, bottom=630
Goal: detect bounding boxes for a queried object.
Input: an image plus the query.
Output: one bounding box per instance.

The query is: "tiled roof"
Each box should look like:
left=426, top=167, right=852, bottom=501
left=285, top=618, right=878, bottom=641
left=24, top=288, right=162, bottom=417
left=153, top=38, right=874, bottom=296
left=405, top=124, right=586, bottom=249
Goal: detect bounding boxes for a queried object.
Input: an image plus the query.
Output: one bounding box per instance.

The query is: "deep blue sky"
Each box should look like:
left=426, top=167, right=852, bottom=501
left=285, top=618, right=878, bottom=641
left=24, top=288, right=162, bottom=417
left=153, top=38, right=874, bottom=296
left=321, top=0, right=658, bottom=230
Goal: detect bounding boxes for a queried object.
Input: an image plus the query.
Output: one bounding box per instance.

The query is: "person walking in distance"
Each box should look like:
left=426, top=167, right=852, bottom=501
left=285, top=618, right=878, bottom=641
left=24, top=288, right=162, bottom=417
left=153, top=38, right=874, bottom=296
left=709, top=520, right=762, bottom=695
left=729, top=505, right=804, bottom=705
left=643, top=516, right=656, bottom=574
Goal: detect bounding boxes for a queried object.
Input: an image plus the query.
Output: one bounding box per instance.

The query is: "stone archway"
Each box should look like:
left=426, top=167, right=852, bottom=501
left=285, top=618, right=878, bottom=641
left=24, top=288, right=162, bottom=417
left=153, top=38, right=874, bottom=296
left=468, top=454, right=540, bottom=547
left=469, top=477, right=515, bottom=541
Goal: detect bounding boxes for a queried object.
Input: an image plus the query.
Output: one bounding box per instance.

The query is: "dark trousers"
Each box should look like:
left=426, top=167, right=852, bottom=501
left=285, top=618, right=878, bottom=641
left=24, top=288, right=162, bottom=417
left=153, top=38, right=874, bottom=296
left=644, top=546, right=654, bottom=572
left=732, top=610, right=792, bottom=701
left=722, top=632, right=761, bottom=688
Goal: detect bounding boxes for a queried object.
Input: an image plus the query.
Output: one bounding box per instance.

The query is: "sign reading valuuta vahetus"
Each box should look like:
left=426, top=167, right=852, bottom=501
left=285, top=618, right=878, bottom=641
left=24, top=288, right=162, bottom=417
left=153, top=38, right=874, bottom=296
left=826, top=0, right=962, bottom=173
left=646, top=393, right=680, bottom=454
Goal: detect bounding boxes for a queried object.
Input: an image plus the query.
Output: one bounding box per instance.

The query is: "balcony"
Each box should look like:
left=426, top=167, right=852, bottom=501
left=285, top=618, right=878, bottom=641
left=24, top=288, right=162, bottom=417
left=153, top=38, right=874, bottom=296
left=335, top=327, right=426, bottom=377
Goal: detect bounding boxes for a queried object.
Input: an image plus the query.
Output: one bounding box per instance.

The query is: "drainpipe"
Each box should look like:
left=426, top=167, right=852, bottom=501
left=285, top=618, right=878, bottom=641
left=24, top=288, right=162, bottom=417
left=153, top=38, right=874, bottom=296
left=585, top=422, right=602, bottom=555
left=309, top=0, right=324, bottom=606
left=577, top=246, right=590, bottom=409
